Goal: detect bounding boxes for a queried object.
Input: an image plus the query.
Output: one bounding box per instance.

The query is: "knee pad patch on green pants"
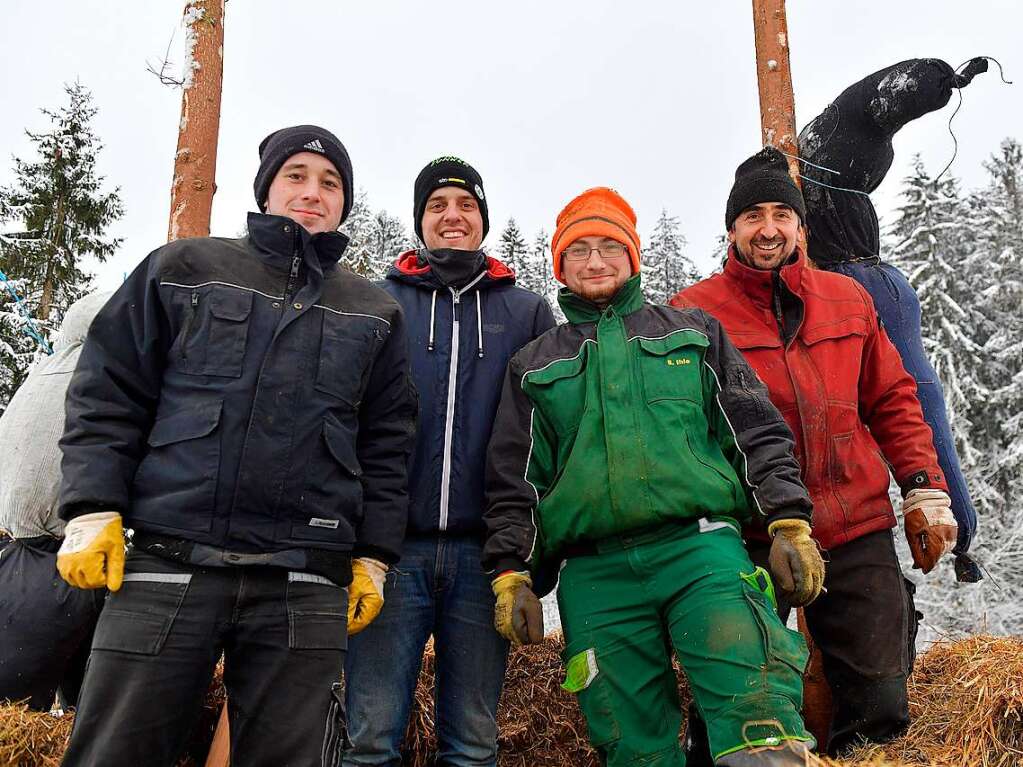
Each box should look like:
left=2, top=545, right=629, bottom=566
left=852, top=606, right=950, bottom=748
left=561, top=645, right=621, bottom=748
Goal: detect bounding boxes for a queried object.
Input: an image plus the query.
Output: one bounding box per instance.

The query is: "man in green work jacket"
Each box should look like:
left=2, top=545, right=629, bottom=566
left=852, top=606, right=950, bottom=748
left=482, top=186, right=826, bottom=767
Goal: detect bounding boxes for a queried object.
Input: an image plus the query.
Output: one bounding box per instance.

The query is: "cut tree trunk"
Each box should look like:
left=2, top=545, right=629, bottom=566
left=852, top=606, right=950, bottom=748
left=751, top=0, right=801, bottom=183
left=167, top=0, right=225, bottom=242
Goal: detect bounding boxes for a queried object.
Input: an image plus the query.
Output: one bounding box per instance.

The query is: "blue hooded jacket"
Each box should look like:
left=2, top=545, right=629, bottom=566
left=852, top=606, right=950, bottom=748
left=383, top=249, right=556, bottom=538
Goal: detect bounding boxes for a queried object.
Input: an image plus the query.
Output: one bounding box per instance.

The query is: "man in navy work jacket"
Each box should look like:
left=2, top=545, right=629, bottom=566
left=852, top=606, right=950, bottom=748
left=56, top=125, right=417, bottom=767
left=344, top=157, right=556, bottom=766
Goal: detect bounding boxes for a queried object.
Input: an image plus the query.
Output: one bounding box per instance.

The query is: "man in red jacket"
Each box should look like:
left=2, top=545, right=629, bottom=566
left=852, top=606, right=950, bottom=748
left=672, top=147, right=957, bottom=757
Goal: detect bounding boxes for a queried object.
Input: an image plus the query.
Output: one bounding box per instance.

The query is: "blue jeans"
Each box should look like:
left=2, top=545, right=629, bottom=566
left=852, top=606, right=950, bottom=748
left=343, top=536, right=509, bottom=767
left=824, top=260, right=978, bottom=552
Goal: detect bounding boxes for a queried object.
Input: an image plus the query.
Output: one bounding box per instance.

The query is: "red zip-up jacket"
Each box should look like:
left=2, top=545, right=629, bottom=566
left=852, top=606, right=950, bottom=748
left=672, top=248, right=947, bottom=550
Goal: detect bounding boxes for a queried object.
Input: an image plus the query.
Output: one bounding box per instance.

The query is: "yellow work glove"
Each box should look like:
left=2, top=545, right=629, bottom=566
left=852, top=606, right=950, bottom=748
left=347, top=557, right=387, bottom=636
left=902, top=488, right=957, bottom=574
left=56, top=511, right=126, bottom=591
left=767, top=518, right=825, bottom=607
left=492, top=571, right=544, bottom=646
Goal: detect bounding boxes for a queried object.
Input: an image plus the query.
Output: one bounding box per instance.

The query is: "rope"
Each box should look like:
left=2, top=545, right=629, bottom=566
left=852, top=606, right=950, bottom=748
left=935, top=56, right=1013, bottom=185
left=0, top=268, right=53, bottom=354
left=775, top=149, right=876, bottom=199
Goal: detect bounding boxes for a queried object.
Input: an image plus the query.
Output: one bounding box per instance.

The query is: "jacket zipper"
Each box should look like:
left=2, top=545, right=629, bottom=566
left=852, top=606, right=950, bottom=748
left=283, top=227, right=302, bottom=303
left=180, top=290, right=199, bottom=362
left=438, top=271, right=486, bottom=531
left=772, top=274, right=786, bottom=345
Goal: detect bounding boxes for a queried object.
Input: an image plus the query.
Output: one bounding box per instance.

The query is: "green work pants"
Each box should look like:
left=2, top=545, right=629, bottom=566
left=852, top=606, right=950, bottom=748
left=556, top=519, right=813, bottom=766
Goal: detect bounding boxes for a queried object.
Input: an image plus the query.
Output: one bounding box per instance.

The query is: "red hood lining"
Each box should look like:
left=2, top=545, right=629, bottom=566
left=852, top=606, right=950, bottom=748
left=393, top=250, right=516, bottom=281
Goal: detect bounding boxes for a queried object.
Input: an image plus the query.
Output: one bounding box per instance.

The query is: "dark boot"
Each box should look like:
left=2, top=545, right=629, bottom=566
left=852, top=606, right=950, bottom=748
left=684, top=703, right=715, bottom=767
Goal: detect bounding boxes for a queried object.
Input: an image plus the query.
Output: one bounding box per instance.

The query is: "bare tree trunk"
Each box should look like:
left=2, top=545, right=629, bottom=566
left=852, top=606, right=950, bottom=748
left=751, top=0, right=800, bottom=184
left=167, top=0, right=225, bottom=242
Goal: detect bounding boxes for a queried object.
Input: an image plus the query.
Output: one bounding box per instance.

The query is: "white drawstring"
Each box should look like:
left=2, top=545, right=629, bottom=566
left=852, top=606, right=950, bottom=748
left=476, top=291, right=484, bottom=358
left=428, top=290, right=437, bottom=352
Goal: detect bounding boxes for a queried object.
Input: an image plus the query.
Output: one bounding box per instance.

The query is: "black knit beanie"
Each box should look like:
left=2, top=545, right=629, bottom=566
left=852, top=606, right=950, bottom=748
left=253, top=125, right=354, bottom=224
left=413, top=157, right=489, bottom=242
left=725, top=146, right=806, bottom=229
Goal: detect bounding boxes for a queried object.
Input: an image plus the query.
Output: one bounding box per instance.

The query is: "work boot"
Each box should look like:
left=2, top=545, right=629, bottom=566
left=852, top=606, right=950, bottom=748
left=715, top=739, right=822, bottom=766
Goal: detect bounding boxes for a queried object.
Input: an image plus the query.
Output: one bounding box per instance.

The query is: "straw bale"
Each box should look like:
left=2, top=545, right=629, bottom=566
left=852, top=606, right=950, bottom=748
left=403, top=633, right=1022, bottom=767
left=0, top=661, right=226, bottom=767
left=0, top=703, right=73, bottom=767
left=837, top=635, right=1023, bottom=767
left=3, top=634, right=1017, bottom=766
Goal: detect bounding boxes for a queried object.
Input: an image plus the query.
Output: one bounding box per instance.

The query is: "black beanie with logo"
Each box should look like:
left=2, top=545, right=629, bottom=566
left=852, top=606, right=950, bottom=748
left=413, top=157, right=489, bottom=242
left=725, top=146, right=806, bottom=230
left=253, top=125, right=354, bottom=224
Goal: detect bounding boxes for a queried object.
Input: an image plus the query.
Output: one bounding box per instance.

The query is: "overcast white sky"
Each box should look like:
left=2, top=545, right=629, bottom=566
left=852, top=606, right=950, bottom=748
left=1, top=1, right=1019, bottom=289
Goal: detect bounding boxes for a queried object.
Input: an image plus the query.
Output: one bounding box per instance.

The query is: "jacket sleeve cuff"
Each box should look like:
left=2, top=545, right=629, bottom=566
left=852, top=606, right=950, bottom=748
left=489, top=556, right=528, bottom=581
left=765, top=505, right=812, bottom=528
left=352, top=543, right=399, bottom=567
left=60, top=502, right=123, bottom=522
left=899, top=469, right=949, bottom=496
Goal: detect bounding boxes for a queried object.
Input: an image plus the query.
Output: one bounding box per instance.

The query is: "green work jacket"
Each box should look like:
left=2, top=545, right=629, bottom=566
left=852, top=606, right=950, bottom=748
left=482, top=275, right=812, bottom=593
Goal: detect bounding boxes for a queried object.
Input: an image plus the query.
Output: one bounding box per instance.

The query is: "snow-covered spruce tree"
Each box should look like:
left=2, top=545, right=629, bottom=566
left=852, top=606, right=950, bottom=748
left=887, top=156, right=989, bottom=464
left=524, top=228, right=563, bottom=322
left=496, top=217, right=527, bottom=276
left=339, top=189, right=375, bottom=277
left=887, top=151, right=1023, bottom=637
left=340, top=190, right=412, bottom=280
left=644, top=209, right=700, bottom=303
left=366, top=210, right=412, bottom=277
left=0, top=82, right=122, bottom=409
left=954, top=138, right=1023, bottom=635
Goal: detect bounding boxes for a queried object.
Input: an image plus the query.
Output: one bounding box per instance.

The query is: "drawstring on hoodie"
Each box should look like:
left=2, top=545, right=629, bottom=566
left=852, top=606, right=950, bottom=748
left=428, top=290, right=437, bottom=352
left=476, top=291, right=484, bottom=358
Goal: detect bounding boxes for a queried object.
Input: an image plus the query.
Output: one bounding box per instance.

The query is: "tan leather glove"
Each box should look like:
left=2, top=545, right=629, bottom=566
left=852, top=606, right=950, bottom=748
left=57, top=511, right=125, bottom=591
left=767, top=518, right=825, bottom=607
left=347, top=558, right=387, bottom=635
left=902, top=488, right=957, bottom=574
left=492, top=571, right=544, bottom=646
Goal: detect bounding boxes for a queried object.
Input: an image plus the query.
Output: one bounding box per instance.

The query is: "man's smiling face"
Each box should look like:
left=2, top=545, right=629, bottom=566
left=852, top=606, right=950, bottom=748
left=264, top=151, right=345, bottom=234
left=729, top=202, right=802, bottom=270
left=420, top=187, right=484, bottom=251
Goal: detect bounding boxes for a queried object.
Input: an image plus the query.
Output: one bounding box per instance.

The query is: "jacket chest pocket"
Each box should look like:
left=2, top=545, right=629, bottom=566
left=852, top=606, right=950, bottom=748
left=635, top=331, right=708, bottom=404
left=315, top=311, right=385, bottom=407
left=800, top=315, right=869, bottom=401
left=523, top=351, right=588, bottom=438
left=179, top=287, right=253, bottom=378
left=132, top=401, right=223, bottom=532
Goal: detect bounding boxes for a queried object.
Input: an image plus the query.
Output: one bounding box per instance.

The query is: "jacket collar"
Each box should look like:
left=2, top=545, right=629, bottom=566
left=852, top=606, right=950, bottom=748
left=723, top=245, right=806, bottom=308
left=246, top=211, right=350, bottom=270
left=559, top=273, right=645, bottom=324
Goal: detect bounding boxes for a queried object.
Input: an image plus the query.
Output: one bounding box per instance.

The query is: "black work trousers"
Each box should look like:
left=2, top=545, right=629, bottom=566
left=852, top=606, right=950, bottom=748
left=0, top=534, right=104, bottom=710
left=686, top=528, right=917, bottom=761
left=63, top=548, right=350, bottom=767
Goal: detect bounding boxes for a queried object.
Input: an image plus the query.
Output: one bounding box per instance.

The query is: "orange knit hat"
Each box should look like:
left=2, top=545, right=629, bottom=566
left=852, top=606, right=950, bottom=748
left=550, top=187, right=641, bottom=283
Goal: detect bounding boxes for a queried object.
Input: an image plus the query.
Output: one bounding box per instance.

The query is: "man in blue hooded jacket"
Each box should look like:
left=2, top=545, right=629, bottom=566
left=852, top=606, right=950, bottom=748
left=344, top=157, right=556, bottom=766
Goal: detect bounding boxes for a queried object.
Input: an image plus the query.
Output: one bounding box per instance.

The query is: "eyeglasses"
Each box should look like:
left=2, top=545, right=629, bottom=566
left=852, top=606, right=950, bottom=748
left=563, top=242, right=628, bottom=261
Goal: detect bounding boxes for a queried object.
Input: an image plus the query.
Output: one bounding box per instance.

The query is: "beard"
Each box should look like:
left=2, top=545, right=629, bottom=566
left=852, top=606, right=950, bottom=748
left=574, top=278, right=621, bottom=305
